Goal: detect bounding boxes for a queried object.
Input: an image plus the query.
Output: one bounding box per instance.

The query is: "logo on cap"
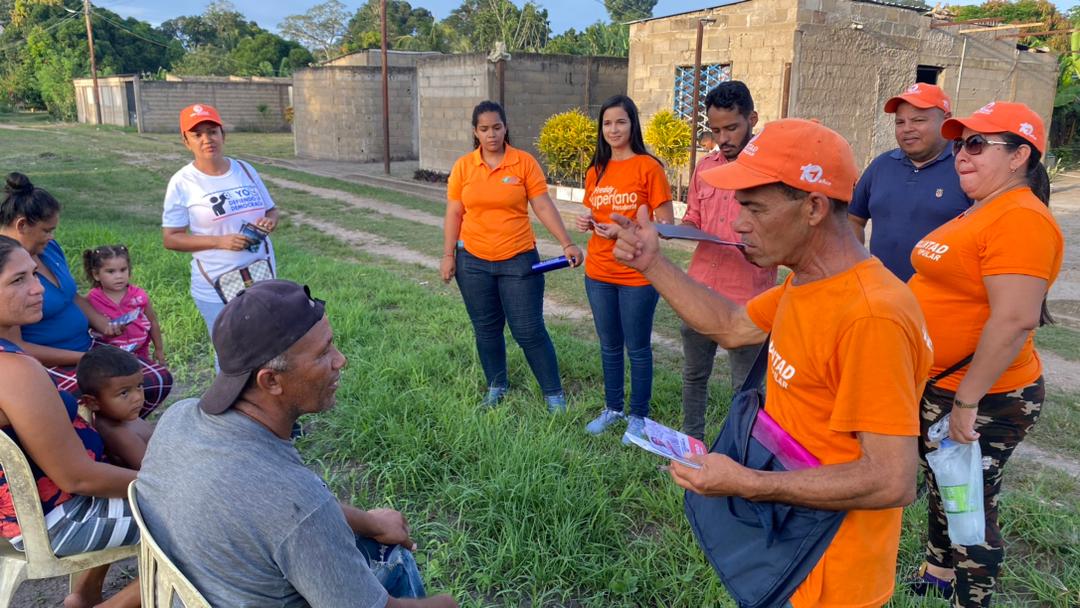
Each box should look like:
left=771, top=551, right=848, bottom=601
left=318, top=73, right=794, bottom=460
left=191, top=104, right=205, bottom=115
left=800, top=164, right=825, bottom=184
left=907, top=84, right=921, bottom=93
left=743, top=133, right=761, bottom=156
left=1018, top=122, right=1035, bottom=138
left=976, top=102, right=996, bottom=115
left=942, top=99, right=950, bottom=111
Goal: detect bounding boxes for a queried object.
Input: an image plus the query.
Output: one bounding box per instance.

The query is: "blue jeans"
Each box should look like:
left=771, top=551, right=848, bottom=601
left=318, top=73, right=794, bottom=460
left=355, top=536, right=426, bottom=598
left=454, top=248, right=563, bottom=396
left=194, top=297, right=226, bottom=373
left=584, top=276, right=658, bottom=418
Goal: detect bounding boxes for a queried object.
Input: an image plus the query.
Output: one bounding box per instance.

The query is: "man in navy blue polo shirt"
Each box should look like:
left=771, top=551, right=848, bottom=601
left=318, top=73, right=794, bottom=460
left=849, top=83, right=971, bottom=281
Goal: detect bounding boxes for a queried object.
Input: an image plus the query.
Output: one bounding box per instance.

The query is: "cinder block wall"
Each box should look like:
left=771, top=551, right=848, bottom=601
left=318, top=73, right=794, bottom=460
left=792, top=0, right=1057, bottom=167
left=138, top=81, right=292, bottom=132
left=503, top=54, right=629, bottom=172
left=628, top=1, right=798, bottom=128
left=293, top=67, right=417, bottom=162
left=417, top=55, right=494, bottom=174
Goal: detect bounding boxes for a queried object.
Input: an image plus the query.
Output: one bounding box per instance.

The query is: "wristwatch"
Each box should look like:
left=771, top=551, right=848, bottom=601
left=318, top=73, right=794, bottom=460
left=953, top=398, right=979, bottom=410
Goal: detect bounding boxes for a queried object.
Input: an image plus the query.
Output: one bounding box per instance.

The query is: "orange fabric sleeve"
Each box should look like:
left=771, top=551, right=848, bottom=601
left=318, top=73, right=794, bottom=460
left=447, top=158, right=465, bottom=201
left=745, top=283, right=786, bottom=333
left=523, top=154, right=550, bottom=200
left=646, top=160, right=672, bottom=209
left=979, top=208, right=1061, bottom=280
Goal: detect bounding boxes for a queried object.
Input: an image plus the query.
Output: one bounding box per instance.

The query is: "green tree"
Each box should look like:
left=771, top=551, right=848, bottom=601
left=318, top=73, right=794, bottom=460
left=546, top=21, right=628, bottom=56
left=603, top=0, right=655, bottom=23
left=231, top=32, right=312, bottom=76
left=171, top=44, right=234, bottom=76
left=343, top=0, right=439, bottom=52
left=443, top=0, right=549, bottom=53
left=279, top=0, right=349, bottom=62
left=536, top=109, right=595, bottom=185
left=950, top=0, right=1069, bottom=51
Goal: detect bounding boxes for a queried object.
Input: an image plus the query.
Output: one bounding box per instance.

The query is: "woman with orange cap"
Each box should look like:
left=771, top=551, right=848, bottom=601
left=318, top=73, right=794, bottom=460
left=907, top=101, right=1063, bottom=606
left=162, top=104, right=279, bottom=367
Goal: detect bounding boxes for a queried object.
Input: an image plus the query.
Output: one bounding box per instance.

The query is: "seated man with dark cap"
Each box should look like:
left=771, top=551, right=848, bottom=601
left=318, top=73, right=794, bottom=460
left=136, top=280, right=457, bottom=608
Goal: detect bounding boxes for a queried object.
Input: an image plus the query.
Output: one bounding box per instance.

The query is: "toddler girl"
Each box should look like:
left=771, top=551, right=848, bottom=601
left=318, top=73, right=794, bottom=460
left=82, top=245, right=165, bottom=364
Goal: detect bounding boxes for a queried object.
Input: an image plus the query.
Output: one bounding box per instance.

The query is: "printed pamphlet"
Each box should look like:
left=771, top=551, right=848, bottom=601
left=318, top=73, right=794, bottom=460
left=624, top=418, right=707, bottom=469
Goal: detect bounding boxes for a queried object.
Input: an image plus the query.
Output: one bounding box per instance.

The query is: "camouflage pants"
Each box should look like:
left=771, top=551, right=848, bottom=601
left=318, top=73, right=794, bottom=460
left=918, top=377, right=1044, bottom=608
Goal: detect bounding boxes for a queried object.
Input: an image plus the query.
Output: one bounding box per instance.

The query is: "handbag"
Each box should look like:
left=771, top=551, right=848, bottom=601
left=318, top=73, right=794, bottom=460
left=196, top=160, right=275, bottom=304
left=684, top=339, right=846, bottom=608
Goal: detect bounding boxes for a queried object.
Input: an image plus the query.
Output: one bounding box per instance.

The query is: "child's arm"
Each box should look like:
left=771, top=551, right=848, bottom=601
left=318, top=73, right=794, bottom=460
left=95, top=417, right=152, bottom=470
left=144, top=298, right=166, bottom=365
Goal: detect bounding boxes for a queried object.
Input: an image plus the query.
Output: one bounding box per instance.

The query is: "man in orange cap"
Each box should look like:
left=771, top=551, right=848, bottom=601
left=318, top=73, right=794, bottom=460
left=611, top=118, right=934, bottom=607
left=849, top=83, right=971, bottom=281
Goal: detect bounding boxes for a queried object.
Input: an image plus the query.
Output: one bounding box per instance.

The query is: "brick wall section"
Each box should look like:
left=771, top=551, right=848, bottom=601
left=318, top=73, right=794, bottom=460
left=137, top=81, right=292, bottom=133
left=628, top=1, right=798, bottom=126
left=418, top=53, right=628, bottom=174
left=293, top=67, right=417, bottom=162
left=417, top=54, right=495, bottom=174
left=792, top=0, right=1057, bottom=166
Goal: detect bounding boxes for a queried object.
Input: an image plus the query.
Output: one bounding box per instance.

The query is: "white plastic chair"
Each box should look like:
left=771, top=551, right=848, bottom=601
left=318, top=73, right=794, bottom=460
left=0, top=431, right=137, bottom=607
left=128, top=481, right=210, bottom=608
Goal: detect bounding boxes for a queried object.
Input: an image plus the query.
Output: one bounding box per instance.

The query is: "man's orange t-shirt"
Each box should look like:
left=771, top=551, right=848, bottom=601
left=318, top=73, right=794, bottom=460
left=908, top=187, right=1063, bottom=393
left=746, top=258, right=933, bottom=608
left=447, top=145, right=550, bottom=261
left=583, top=155, right=671, bottom=286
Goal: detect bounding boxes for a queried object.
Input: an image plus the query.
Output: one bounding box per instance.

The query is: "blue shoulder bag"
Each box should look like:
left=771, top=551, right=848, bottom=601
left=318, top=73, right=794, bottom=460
left=684, top=339, right=846, bottom=608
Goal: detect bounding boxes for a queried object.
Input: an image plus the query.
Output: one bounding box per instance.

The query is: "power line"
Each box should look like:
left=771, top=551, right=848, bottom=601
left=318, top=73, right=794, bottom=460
left=91, top=8, right=173, bottom=49
left=0, top=13, right=82, bottom=54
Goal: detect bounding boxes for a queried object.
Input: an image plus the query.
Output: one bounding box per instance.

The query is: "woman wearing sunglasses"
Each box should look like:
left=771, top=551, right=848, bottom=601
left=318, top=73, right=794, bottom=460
left=907, top=102, right=1063, bottom=606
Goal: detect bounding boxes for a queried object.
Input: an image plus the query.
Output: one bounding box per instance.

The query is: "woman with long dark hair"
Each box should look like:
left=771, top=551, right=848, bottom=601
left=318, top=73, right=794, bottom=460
left=575, top=95, right=673, bottom=441
left=441, top=100, right=583, bottom=412
left=908, top=101, right=1063, bottom=607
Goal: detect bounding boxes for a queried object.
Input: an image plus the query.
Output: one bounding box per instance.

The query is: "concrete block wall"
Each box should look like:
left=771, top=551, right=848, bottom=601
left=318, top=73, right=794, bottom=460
left=293, top=67, right=417, bottom=162
left=791, top=0, right=1058, bottom=167
left=628, top=0, right=798, bottom=126
left=417, top=54, right=494, bottom=174
left=503, top=54, right=628, bottom=173
left=137, top=80, right=292, bottom=132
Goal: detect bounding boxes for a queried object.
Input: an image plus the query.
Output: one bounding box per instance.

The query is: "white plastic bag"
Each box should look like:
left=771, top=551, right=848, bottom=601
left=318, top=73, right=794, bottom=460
left=926, top=414, right=986, bottom=545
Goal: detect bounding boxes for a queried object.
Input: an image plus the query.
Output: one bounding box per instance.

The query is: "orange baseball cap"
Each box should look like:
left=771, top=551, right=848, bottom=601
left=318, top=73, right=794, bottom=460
left=940, top=101, right=1046, bottom=154
left=179, top=103, right=223, bottom=133
left=884, top=83, right=952, bottom=114
left=699, top=118, right=858, bottom=202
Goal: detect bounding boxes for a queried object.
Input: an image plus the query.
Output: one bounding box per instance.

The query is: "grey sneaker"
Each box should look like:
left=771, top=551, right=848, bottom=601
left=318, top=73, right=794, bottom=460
left=479, top=386, right=507, bottom=408
left=622, top=415, right=645, bottom=446
left=585, top=408, right=625, bottom=434
left=545, top=393, right=567, bottom=414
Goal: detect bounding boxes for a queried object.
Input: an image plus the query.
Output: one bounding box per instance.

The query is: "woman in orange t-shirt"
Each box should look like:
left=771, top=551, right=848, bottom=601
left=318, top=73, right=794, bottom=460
left=442, top=101, right=583, bottom=412
left=574, top=95, right=673, bottom=441
left=907, top=102, right=1063, bottom=607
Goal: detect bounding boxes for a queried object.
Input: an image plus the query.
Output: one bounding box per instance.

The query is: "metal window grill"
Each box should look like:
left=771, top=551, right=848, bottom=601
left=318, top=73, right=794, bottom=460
left=673, top=64, right=733, bottom=132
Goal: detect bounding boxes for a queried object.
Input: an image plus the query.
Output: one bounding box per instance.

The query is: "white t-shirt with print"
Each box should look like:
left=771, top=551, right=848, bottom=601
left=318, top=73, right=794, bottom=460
left=162, top=158, right=277, bottom=303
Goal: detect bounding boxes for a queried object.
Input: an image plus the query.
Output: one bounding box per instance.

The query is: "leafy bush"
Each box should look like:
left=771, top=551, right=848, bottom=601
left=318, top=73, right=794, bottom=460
left=536, top=109, right=595, bottom=186
left=644, top=109, right=691, bottom=172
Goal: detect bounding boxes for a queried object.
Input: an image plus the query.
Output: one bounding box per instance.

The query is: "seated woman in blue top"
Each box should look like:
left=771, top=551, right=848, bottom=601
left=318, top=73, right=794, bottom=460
left=0, top=235, right=140, bottom=608
left=0, top=173, right=171, bottom=416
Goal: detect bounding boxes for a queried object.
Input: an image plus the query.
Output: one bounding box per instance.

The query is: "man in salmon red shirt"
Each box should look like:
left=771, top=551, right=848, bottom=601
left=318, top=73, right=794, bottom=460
left=680, top=82, right=777, bottom=441
left=611, top=119, right=934, bottom=608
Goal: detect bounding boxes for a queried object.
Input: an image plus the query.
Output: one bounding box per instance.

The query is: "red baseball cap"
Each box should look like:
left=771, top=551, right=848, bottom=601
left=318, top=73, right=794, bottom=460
left=179, top=103, right=223, bottom=133
left=884, top=83, right=952, bottom=114
left=940, top=101, right=1046, bottom=154
left=699, top=118, right=858, bottom=202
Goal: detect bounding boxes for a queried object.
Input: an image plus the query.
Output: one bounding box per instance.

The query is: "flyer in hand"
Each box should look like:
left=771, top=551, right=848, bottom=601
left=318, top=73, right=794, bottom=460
left=112, top=309, right=141, bottom=326
left=624, top=418, right=707, bottom=469
left=655, top=223, right=746, bottom=249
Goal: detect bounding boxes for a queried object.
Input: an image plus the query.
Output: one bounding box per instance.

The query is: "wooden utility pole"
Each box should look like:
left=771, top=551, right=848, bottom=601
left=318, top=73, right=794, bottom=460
left=380, top=0, right=390, bottom=175
left=83, top=0, right=102, bottom=125
left=688, top=18, right=715, bottom=182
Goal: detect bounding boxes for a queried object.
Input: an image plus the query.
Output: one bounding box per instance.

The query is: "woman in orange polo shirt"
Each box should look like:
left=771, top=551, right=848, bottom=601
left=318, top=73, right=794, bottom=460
left=441, top=101, right=583, bottom=412
left=908, top=101, right=1063, bottom=607
left=574, top=95, right=673, bottom=441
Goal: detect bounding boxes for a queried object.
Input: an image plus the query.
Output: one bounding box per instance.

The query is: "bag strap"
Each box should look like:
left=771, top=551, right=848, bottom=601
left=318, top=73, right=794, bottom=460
left=236, top=159, right=274, bottom=261
left=928, top=353, right=974, bottom=386
left=738, top=336, right=771, bottom=394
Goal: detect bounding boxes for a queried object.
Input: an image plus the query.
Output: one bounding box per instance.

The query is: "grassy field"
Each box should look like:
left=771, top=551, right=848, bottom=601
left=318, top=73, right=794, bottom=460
left=1, top=118, right=1077, bottom=607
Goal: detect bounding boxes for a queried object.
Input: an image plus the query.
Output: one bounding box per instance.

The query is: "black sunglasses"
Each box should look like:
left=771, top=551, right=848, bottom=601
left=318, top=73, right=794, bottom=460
left=952, top=134, right=1013, bottom=156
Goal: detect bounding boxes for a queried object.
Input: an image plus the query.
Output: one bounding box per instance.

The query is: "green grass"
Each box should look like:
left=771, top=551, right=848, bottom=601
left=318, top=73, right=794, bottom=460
left=1, top=121, right=1077, bottom=607
left=1035, top=325, right=1080, bottom=362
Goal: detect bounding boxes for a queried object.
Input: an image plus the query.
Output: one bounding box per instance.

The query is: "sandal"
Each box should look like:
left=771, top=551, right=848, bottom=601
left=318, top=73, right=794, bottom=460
left=907, top=562, right=954, bottom=599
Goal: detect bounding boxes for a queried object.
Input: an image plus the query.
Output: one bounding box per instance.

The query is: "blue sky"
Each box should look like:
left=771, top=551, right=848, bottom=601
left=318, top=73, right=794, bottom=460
left=104, top=0, right=1080, bottom=38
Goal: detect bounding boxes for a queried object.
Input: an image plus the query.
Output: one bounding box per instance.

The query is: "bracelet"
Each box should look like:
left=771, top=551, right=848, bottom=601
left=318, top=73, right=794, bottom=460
left=953, top=398, right=979, bottom=410
left=561, top=243, right=575, bottom=250
left=443, top=253, right=455, bottom=258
